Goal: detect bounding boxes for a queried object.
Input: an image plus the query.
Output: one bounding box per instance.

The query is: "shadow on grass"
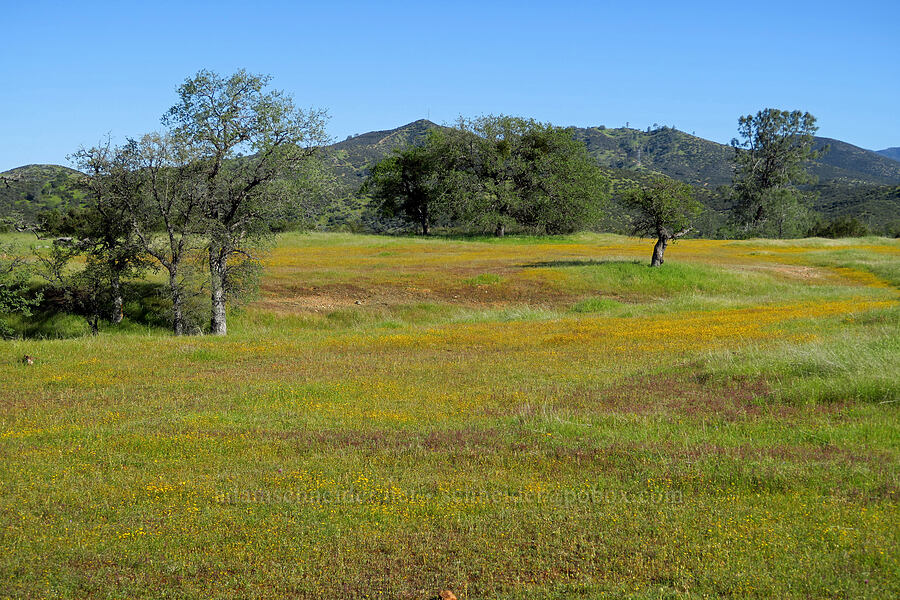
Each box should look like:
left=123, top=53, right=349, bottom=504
left=521, top=259, right=646, bottom=268
left=432, top=232, right=582, bottom=244
left=11, top=282, right=177, bottom=339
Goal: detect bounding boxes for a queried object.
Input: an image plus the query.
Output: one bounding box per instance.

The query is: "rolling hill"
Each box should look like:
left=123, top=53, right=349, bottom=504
left=876, top=147, right=900, bottom=162
left=3, top=120, right=899, bottom=233
left=570, top=125, right=900, bottom=187
left=322, top=119, right=439, bottom=192
left=0, top=164, right=83, bottom=225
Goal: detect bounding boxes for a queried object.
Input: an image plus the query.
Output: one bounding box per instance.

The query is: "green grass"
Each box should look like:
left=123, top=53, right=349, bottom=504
left=463, top=273, right=504, bottom=286
left=1, top=233, right=898, bottom=599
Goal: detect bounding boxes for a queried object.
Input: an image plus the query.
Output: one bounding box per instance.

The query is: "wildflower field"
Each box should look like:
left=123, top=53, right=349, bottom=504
left=1, top=232, right=898, bottom=599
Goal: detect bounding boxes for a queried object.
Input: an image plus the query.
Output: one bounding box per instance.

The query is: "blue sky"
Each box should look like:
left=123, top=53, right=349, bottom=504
left=1, top=0, right=898, bottom=172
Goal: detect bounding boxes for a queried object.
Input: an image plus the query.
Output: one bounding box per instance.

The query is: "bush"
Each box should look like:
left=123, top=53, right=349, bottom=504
left=807, top=216, right=870, bottom=238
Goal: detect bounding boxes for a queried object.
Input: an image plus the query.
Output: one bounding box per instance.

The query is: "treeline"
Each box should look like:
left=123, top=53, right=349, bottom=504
left=0, top=71, right=889, bottom=339
left=358, top=110, right=890, bottom=241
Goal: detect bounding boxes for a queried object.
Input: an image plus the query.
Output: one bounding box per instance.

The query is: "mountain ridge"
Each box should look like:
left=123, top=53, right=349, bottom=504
left=4, top=121, right=898, bottom=233
left=876, top=147, right=900, bottom=162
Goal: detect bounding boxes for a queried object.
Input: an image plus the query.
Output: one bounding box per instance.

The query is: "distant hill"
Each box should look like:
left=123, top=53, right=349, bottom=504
left=570, top=126, right=900, bottom=187
left=3, top=121, right=899, bottom=233
left=0, top=164, right=83, bottom=224
left=321, top=119, right=441, bottom=193
left=810, top=182, right=900, bottom=233
left=876, top=147, right=900, bottom=162
left=572, top=126, right=732, bottom=187
left=811, top=138, right=900, bottom=184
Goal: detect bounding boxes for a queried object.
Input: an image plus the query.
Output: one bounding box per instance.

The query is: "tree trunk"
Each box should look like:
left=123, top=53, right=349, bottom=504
left=495, top=222, right=505, bottom=237
left=88, top=314, right=99, bottom=336
left=168, top=267, right=184, bottom=336
left=420, top=203, right=429, bottom=236
left=651, top=236, right=668, bottom=267
left=209, top=250, right=227, bottom=336
left=110, top=274, right=124, bottom=324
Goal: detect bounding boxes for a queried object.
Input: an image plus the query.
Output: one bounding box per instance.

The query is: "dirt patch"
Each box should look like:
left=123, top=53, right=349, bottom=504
left=482, top=374, right=779, bottom=421
left=256, top=282, right=387, bottom=312
left=256, top=279, right=582, bottom=313
left=746, top=264, right=826, bottom=280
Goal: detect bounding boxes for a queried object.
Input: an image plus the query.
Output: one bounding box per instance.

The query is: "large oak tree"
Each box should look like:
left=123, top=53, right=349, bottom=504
left=163, top=70, right=329, bottom=335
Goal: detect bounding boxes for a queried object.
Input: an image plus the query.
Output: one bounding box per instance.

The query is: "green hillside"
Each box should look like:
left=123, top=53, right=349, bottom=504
left=571, top=126, right=900, bottom=187
left=0, top=164, right=83, bottom=225
left=572, top=126, right=734, bottom=187
left=811, top=182, right=900, bottom=233
left=811, top=138, right=900, bottom=184
left=321, top=119, right=440, bottom=192
left=3, top=122, right=899, bottom=233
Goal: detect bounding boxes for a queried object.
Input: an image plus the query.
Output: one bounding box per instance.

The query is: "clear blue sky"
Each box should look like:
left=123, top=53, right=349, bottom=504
left=2, top=0, right=898, bottom=172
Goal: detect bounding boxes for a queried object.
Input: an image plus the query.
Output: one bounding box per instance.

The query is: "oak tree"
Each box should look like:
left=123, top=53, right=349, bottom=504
left=440, top=115, right=609, bottom=236
left=623, top=177, right=702, bottom=266
left=363, top=136, right=445, bottom=235
left=163, top=70, right=329, bottom=335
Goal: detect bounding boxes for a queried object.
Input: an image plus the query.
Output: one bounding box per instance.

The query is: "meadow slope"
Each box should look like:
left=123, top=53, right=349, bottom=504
left=1, top=233, right=898, bottom=599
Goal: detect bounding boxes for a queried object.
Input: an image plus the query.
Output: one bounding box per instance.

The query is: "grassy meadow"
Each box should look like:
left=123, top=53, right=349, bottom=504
left=1, top=232, right=899, bottom=599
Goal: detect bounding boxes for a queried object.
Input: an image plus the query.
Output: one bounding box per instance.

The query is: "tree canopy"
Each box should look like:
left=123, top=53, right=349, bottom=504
left=623, top=177, right=702, bottom=266
left=362, top=134, right=449, bottom=235
left=163, top=69, right=331, bottom=334
left=363, top=115, right=610, bottom=236
left=444, top=115, right=610, bottom=235
left=731, top=109, right=825, bottom=237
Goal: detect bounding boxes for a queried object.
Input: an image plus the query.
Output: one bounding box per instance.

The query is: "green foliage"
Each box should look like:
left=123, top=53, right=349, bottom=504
left=164, top=69, right=331, bottom=246
left=811, top=182, right=900, bottom=234
left=623, top=177, right=702, bottom=239
left=436, top=115, right=611, bottom=235
left=807, top=215, right=871, bottom=238
left=731, top=109, right=824, bottom=237
left=163, top=69, right=331, bottom=334
left=570, top=297, right=623, bottom=313
left=0, top=244, right=39, bottom=337
left=623, top=177, right=703, bottom=265
left=35, top=242, right=114, bottom=335
left=360, top=116, right=611, bottom=236
left=0, top=165, right=83, bottom=223
left=362, top=135, right=448, bottom=235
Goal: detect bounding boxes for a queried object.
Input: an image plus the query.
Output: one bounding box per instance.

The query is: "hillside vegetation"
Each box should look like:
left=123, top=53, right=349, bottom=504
left=0, top=164, right=83, bottom=224
left=3, top=122, right=899, bottom=233
left=1, top=232, right=898, bottom=598
left=876, top=147, right=900, bottom=162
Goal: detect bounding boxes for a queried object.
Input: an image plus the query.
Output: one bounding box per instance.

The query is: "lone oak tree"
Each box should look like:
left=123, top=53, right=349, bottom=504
left=623, top=177, right=702, bottom=266
left=164, top=70, right=329, bottom=335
